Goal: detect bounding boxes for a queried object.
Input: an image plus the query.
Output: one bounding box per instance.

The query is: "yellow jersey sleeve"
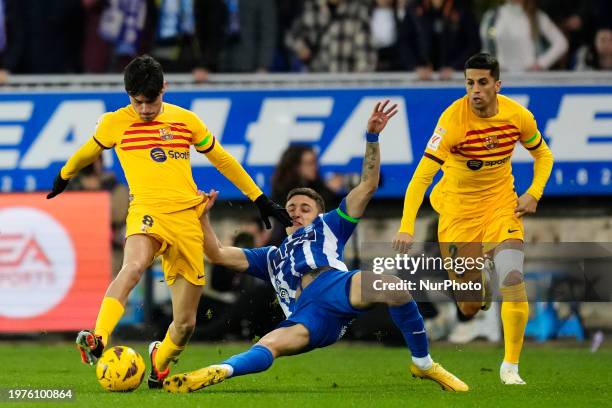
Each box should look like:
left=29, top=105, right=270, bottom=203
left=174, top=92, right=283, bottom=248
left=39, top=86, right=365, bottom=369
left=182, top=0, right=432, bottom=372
left=398, top=108, right=459, bottom=234
left=190, top=112, right=215, bottom=152
left=525, top=138, right=554, bottom=200
left=398, top=157, right=441, bottom=234
left=519, top=109, right=541, bottom=150
left=186, top=112, right=263, bottom=201
left=60, top=138, right=104, bottom=179
left=92, top=113, right=117, bottom=149
left=203, top=141, right=263, bottom=201
left=518, top=108, right=554, bottom=200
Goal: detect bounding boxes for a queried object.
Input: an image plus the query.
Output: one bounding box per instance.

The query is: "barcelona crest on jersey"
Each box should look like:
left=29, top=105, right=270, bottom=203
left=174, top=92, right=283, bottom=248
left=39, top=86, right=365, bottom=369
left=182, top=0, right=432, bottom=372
left=159, top=127, right=174, bottom=140
left=484, top=134, right=498, bottom=149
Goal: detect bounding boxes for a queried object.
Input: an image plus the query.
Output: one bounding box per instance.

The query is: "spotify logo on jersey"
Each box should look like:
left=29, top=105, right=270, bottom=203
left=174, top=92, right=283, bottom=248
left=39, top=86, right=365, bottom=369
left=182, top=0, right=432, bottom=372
left=150, top=148, right=167, bottom=162
left=466, top=159, right=483, bottom=170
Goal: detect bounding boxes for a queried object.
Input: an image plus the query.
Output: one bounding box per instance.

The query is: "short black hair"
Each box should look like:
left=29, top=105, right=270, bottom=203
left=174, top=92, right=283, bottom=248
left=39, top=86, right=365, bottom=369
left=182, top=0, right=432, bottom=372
left=464, top=53, right=500, bottom=81
left=286, top=188, right=325, bottom=213
left=124, top=55, right=164, bottom=100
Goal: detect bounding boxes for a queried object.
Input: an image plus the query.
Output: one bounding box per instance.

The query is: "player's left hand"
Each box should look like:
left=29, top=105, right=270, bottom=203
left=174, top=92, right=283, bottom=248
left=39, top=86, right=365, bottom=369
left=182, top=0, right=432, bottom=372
left=46, top=172, right=69, bottom=199
left=255, top=193, right=292, bottom=229
left=515, top=193, right=538, bottom=217
left=367, top=100, right=398, bottom=135
left=199, top=189, right=219, bottom=214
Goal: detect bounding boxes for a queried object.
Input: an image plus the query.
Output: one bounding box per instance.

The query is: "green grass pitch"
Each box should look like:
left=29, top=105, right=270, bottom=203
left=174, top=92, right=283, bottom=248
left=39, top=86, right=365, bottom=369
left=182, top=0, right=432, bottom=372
left=0, top=342, right=609, bottom=407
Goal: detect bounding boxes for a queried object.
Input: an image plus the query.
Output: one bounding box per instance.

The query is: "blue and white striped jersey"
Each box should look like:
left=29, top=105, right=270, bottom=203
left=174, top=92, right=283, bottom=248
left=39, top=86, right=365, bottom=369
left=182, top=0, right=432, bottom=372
left=242, top=198, right=359, bottom=317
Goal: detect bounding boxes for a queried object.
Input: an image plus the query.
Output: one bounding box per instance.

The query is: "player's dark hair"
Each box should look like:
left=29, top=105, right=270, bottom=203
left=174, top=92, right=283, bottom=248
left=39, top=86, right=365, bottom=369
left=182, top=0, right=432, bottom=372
left=464, top=53, right=500, bottom=81
left=124, top=55, right=164, bottom=100
left=286, top=188, right=326, bottom=214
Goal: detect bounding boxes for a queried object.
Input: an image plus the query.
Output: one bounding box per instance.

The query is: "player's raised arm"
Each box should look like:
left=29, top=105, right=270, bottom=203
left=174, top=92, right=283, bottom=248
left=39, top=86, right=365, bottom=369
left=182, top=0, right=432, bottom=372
left=199, top=190, right=250, bottom=272
left=46, top=138, right=106, bottom=199
left=344, top=100, right=397, bottom=218
left=192, top=126, right=292, bottom=229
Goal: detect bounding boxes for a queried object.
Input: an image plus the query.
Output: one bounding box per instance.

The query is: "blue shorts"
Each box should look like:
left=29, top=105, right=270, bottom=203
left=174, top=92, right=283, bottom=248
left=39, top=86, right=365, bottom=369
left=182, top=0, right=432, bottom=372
left=277, top=269, right=366, bottom=350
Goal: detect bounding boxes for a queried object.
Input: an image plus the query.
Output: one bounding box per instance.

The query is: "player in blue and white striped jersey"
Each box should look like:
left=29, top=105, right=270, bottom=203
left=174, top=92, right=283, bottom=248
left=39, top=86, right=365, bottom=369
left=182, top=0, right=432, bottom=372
left=241, top=187, right=359, bottom=319
left=163, top=100, right=469, bottom=393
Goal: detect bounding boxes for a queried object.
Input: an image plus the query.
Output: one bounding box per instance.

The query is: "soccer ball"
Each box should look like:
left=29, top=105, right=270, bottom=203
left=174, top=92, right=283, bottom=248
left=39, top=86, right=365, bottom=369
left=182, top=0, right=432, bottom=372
left=96, top=346, right=146, bottom=392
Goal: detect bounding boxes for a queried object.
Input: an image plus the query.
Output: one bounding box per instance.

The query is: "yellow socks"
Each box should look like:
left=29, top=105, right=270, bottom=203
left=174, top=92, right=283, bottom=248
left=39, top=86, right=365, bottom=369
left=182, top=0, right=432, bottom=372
left=94, top=297, right=125, bottom=346
left=500, top=282, right=529, bottom=364
left=155, top=329, right=185, bottom=372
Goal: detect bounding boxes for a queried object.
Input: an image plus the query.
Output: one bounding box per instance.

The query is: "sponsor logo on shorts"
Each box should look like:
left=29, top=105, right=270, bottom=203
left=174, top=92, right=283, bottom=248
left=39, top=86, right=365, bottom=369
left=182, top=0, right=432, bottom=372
left=141, top=215, right=154, bottom=232
left=507, top=228, right=519, bottom=233
left=142, top=215, right=154, bottom=227
left=150, top=147, right=167, bottom=162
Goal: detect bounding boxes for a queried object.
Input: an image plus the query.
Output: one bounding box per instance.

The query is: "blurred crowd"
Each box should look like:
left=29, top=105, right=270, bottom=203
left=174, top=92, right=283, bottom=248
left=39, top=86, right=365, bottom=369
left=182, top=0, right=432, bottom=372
left=0, top=0, right=610, bottom=84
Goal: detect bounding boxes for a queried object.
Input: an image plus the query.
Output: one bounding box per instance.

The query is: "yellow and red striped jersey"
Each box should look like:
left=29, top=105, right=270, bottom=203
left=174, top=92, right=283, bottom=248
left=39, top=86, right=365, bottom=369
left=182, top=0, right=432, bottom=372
left=424, top=94, right=543, bottom=216
left=88, top=102, right=256, bottom=213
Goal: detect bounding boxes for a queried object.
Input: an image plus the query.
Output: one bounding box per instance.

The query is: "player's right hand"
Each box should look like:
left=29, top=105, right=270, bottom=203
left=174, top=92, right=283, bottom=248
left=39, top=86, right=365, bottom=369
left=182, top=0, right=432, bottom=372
left=392, top=232, right=414, bottom=253
left=46, top=172, right=69, bottom=199
left=254, top=194, right=292, bottom=229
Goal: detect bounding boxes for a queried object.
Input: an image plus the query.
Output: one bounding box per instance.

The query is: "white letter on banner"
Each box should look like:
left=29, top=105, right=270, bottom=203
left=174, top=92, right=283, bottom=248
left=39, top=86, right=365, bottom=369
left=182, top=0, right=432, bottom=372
left=189, top=99, right=241, bottom=166
left=0, top=102, right=33, bottom=169
left=246, top=98, right=333, bottom=165
left=546, top=95, right=612, bottom=161
left=321, top=97, right=412, bottom=165
left=20, top=101, right=106, bottom=169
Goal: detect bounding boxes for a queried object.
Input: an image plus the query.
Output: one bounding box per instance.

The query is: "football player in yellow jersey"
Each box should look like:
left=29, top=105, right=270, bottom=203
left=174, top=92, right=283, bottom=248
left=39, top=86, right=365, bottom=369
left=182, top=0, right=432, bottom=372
left=392, top=53, right=554, bottom=385
left=46, top=55, right=291, bottom=389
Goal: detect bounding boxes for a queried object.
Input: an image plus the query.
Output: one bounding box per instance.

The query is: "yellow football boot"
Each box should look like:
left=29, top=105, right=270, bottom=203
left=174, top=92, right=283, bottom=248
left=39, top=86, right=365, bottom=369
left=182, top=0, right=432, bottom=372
left=163, top=366, right=229, bottom=393
left=410, top=362, right=469, bottom=392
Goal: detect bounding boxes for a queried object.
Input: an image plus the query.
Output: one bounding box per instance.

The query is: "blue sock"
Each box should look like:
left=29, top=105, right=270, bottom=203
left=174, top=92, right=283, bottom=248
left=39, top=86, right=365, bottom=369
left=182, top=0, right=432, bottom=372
left=221, top=344, right=274, bottom=377
left=388, top=300, right=429, bottom=358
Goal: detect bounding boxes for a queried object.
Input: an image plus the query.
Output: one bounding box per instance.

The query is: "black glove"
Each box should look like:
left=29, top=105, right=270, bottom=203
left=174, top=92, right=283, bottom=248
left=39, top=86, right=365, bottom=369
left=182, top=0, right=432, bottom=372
left=46, top=172, right=70, bottom=199
left=254, top=194, right=292, bottom=229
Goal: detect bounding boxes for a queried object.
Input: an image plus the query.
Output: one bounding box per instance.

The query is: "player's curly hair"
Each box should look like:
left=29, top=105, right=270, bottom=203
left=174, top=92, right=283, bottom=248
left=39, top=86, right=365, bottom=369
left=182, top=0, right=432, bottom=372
left=464, top=53, right=500, bottom=81
left=286, top=187, right=326, bottom=214
left=124, top=55, right=164, bottom=100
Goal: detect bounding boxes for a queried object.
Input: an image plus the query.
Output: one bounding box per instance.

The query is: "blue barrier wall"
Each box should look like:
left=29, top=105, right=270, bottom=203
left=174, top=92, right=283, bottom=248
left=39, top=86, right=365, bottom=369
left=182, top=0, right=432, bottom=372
left=1, top=85, right=611, bottom=198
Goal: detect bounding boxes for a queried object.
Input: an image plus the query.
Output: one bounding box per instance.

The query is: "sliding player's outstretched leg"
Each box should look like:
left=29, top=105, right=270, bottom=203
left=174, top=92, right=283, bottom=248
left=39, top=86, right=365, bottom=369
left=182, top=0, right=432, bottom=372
left=163, top=325, right=308, bottom=393
left=164, top=365, right=230, bottom=393
left=354, top=272, right=468, bottom=391
left=388, top=297, right=469, bottom=391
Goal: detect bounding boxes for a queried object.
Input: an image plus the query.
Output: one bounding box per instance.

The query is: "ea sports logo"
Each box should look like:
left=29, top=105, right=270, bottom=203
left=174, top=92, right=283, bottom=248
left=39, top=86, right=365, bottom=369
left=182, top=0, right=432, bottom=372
left=150, top=147, right=167, bottom=162
left=0, top=207, right=76, bottom=318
